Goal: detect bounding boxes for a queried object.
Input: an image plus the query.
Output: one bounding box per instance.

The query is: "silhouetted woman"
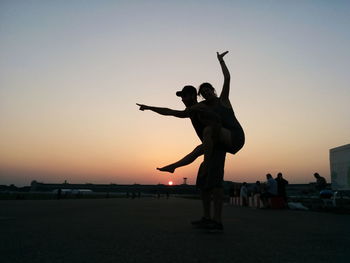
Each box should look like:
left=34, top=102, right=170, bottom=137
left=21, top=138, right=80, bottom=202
left=156, top=51, right=245, bottom=173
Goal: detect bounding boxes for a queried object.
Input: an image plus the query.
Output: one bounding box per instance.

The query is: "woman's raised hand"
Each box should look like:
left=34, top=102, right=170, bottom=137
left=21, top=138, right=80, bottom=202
left=217, top=51, right=229, bottom=61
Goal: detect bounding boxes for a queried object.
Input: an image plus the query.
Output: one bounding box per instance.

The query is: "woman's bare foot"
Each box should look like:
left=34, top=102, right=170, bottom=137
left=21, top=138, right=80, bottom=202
left=157, top=165, right=176, bottom=173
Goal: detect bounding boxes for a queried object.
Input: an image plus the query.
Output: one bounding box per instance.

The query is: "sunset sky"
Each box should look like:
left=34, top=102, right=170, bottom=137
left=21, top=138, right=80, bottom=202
left=1, top=0, right=349, bottom=186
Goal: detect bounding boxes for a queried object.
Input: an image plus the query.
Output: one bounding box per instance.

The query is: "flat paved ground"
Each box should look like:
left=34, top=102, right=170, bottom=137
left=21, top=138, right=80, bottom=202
left=1, top=197, right=349, bottom=263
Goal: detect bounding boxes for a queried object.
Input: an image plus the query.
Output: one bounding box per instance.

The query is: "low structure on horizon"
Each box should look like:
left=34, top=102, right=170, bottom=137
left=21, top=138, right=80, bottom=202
left=330, top=144, right=350, bottom=190
left=29, top=180, right=199, bottom=195
left=1, top=180, right=335, bottom=198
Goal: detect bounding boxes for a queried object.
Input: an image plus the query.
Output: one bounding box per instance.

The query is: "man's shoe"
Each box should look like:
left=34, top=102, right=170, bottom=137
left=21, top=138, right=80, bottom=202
left=203, top=221, right=224, bottom=233
left=191, top=217, right=212, bottom=228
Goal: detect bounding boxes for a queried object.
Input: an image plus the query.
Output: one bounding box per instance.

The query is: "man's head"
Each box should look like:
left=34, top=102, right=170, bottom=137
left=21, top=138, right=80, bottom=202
left=266, top=173, right=272, bottom=180
left=176, top=85, right=197, bottom=107
left=277, top=172, right=283, bottom=179
left=314, top=173, right=320, bottom=179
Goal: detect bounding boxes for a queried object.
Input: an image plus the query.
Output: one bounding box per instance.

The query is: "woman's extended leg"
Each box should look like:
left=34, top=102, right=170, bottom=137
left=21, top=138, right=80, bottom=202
left=157, top=145, right=204, bottom=173
left=157, top=107, right=233, bottom=173
left=157, top=126, right=232, bottom=173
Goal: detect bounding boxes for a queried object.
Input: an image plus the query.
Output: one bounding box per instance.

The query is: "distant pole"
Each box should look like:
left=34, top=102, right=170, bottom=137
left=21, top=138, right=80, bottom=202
left=183, top=177, right=187, bottom=185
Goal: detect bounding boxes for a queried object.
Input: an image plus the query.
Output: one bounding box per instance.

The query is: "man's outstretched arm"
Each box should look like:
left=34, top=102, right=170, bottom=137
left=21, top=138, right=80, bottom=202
left=136, top=103, right=189, bottom=118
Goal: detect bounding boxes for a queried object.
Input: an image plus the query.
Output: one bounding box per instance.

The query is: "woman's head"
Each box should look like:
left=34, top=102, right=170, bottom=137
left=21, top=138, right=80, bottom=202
left=198, top=82, right=217, bottom=100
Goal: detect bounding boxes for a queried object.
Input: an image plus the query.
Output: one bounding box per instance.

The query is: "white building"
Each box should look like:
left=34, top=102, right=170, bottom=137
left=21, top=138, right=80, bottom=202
left=329, top=144, right=350, bottom=190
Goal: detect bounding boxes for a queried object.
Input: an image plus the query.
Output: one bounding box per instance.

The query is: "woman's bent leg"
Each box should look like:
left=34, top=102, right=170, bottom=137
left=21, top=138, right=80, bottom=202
left=157, top=145, right=204, bottom=173
left=202, top=125, right=232, bottom=174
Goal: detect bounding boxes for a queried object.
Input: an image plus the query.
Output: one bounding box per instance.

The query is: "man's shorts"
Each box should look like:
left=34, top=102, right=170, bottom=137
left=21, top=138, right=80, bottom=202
left=196, top=147, right=227, bottom=190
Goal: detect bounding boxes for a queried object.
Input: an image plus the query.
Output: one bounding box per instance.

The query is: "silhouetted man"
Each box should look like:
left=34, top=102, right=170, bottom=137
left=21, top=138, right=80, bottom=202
left=137, top=85, right=226, bottom=231
left=137, top=51, right=245, bottom=231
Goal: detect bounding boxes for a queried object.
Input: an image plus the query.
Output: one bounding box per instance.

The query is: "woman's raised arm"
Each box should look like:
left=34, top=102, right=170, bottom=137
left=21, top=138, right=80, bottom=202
left=217, top=51, right=231, bottom=101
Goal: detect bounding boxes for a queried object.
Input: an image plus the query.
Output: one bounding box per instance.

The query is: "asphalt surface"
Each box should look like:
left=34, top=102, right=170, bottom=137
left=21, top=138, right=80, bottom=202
left=1, top=197, right=350, bottom=263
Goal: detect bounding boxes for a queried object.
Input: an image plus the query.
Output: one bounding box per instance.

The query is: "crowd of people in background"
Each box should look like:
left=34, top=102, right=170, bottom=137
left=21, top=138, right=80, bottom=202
left=233, top=172, right=289, bottom=208
left=231, top=172, right=329, bottom=209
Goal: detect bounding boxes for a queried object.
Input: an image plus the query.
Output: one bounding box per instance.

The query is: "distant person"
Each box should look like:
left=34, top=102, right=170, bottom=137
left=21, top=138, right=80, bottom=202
left=314, top=173, right=327, bottom=191
left=240, top=182, right=248, bottom=206
left=252, top=181, right=262, bottom=208
left=253, top=181, right=262, bottom=195
left=229, top=184, right=235, bottom=205
left=275, top=172, right=289, bottom=201
left=260, top=174, right=278, bottom=208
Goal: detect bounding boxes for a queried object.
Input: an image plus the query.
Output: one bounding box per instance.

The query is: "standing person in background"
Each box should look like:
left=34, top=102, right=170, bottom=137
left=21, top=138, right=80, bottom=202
left=275, top=172, right=289, bottom=201
left=260, top=174, right=278, bottom=208
left=240, top=182, right=249, bottom=207
left=253, top=181, right=262, bottom=196
left=229, top=184, right=235, bottom=205
left=252, top=181, right=262, bottom=208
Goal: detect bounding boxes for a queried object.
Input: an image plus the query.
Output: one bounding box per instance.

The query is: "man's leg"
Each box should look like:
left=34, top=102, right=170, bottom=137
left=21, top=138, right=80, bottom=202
left=212, top=187, right=224, bottom=223
left=192, top=162, right=212, bottom=227
left=204, top=147, right=226, bottom=230
left=201, top=189, right=211, bottom=219
left=202, top=126, right=215, bottom=174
